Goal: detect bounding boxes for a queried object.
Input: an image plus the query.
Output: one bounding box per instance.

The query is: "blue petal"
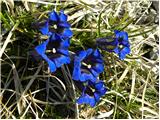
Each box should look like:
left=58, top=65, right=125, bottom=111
left=114, top=30, right=121, bottom=38
left=77, top=94, right=96, bottom=107
left=90, top=69, right=99, bottom=78
left=77, top=94, right=89, bottom=104
left=53, top=55, right=70, bottom=68
left=95, top=81, right=104, bottom=90
left=94, top=92, right=101, bottom=102
left=113, top=47, right=119, bottom=54
left=77, top=51, right=87, bottom=61
left=59, top=10, right=67, bottom=22
left=49, top=10, right=59, bottom=21
left=93, top=49, right=101, bottom=58
left=92, top=63, right=104, bottom=74
left=57, top=49, right=69, bottom=56
left=92, top=49, right=104, bottom=63
left=98, top=87, right=107, bottom=96
left=35, top=39, right=49, bottom=55
left=72, top=60, right=81, bottom=81
left=88, top=97, right=96, bottom=107
left=50, top=33, right=61, bottom=41
left=86, top=48, right=93, bottom=56
left=80, top=72, right=95, bottom=82
left=119, top=47, right=130, bottom=60
left=39, top=21, right=49, bottom=35
left=60, top=39, right=70, bottom=49
left=61, top=28, right=73, bottom=38
left=122, top=31, right=128, bottom=41
left=47, top=58, right=57, bottom=73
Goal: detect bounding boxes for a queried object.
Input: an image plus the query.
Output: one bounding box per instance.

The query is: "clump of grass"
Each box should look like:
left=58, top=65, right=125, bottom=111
left=1, top=0, right=159, bottom=119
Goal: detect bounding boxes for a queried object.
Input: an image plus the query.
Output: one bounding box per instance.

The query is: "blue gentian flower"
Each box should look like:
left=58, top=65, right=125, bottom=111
left=39, top=10, right=73, bottom=39
left=72, top=48, right=104, bottom=82
left=77, top=80, right=107, bottom=107
left=96, top=30, right=130, bottom=60
left=35, top=33, right=70, bottom=72
left=113, top=30, right=130, bottom=60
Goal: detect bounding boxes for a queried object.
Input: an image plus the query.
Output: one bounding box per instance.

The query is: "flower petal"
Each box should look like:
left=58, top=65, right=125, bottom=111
left=72, top=60, right=81, bottom=81
left=80, top=72, right=95, bottom=82
left=35, top=39, right=49, bottom=55
left=57, top=49, right=69, bottom=56
left=49, top=10, right=59, bottom=21
left=98, top=87, right=107, bottom=95
left=50, top=33, right=61, bottom=41
left=92, top=63, right=104, bottom=75
left=93, top=49, right=101, bottom=58
left=60, top=39, right=70, bottom=49
left=47, top=58, right=57, bottom=72
left=119, top=47, right=130, bottom=60
left=122, top=31, right=128, bottom=41
left=77, top=94, right=89, bottom=104
left=77, top=50, right=87, bottom=61
left=53, top=55, right=70, bottom=68
left=113, top=47, right=119, bottom=54
left=88, top=97, right=96, bottom=107
left=90, top=69, right=99, bottom=78
left=94, top=81, right=104, bottom=90
left=94, top=92, right=101, bottom=102
left=61, top=28, right=73, bottom=39
left=86, top=48, right=93, bottom=56
left=114, top=30, right=121, bottom=38
left=59, top=10, right=67, bottom=22
left=77, top=94, right=96, bottom=107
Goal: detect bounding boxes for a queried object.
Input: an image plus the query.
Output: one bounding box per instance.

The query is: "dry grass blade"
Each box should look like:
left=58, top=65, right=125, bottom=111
left=3, top=0, right=14, bottom=10
left=117, top=66, right=130, bottom=84
left=50, top=75, right=66, bottom=91
left=20, top=100, right=32, bottom=118
left=0, top=102, right=16, bottom=119
left=21, top=0, right=30, bottom=11
left=12, top=64, right=25, bottom=114
left=139, top=106, right=159, bottom=117
left=129, top=69, right=136, bottom=103
left=61, top=65, right=79, bottom=118
left=114, top=0, right=123, bottom=17
left=21, top=0, right=60, bottom=5
left=0, top=21, right=19, bottom=58
left=22, top=63, right=42, bottom=95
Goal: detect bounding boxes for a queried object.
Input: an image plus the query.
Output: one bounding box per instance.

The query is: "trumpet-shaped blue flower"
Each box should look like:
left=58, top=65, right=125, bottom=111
left=35, top=33, right=70, bottom=73
left=72, top=49, right=104, bottom=82
left=39, top=10, right=73, bottom=39
left=77, top=80, right=107, bottom=107
left=96, top=30, right=130, bottom=60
